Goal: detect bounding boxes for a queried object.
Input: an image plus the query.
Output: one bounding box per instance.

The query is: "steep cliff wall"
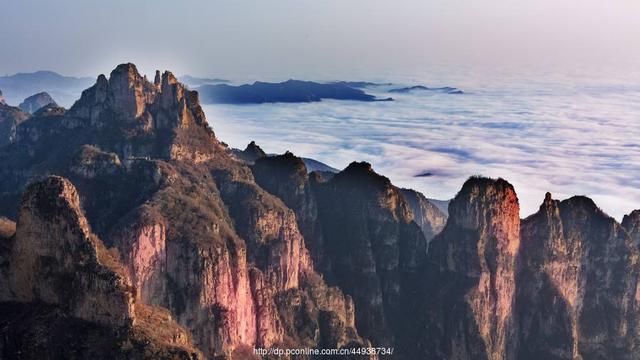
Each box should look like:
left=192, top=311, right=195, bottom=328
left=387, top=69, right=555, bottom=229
left=0, top=176, right=202, bottom=359
left=424, top=177, right=520, bottom=360
left=518, top=194, right=640, bottom=359
left=309, top=162, right=428, bottom=350
left=0, top=64, right=367, bottom=358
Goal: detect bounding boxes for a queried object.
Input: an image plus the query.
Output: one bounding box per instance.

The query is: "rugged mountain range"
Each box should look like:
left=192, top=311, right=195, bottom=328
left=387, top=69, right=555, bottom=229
left=0, top=63, right=638, bottom=359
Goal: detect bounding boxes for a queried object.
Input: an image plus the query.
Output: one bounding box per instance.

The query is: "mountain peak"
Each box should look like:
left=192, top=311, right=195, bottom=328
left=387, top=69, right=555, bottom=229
left=18, top=91, right=57, bottom=113
left=344, top=161, right=373, bottom=173
left=62, top=63, right=216, bottom=162
left=111, top=62, right=140, bottom=77
left=11, top=176, right=133, bottom=325
left=424, top=176, right=520, bottom=359
left=335, top=161, right=393, bottom=189
left=244, top=140, right=266, bottom=158
left=448, top=176, right=519, bottom=233
left=154, top=70, right=162, bottom=89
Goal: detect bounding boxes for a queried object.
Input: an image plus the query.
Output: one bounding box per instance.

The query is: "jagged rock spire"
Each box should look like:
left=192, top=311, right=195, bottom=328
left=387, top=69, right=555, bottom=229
left=8, top=176, right=135, bottom=327
left=66, top=63, right=216, bottom=162
left=154, top=70, right=162, bottom=90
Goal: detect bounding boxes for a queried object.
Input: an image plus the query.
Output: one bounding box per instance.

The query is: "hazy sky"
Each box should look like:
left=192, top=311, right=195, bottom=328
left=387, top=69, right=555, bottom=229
left=1, top=0, right=640, bottom=79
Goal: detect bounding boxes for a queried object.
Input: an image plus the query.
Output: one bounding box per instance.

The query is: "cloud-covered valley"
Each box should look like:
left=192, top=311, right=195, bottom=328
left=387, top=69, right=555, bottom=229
left=204, top=74, right=640, bottom=220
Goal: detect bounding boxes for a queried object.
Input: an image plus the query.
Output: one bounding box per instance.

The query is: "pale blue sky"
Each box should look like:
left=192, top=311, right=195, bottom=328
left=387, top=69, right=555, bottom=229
left=1, top=0, right=639, bottom=79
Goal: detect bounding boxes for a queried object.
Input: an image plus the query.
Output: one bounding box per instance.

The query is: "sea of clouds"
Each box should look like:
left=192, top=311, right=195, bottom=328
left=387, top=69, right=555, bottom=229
left=203, top=71, right=640, bottom=220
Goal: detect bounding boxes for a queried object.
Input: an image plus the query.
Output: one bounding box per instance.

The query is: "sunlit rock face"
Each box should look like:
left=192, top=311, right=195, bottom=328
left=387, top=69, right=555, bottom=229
left=251, top=151, right=329, bottom=274
left=0, top=176, right=203, bottom=359
left=0, top=64, right=368, bottom=358
left=518, top=194, right=640, bottom=360
left=66, top=63, right=216, bottom=162
left=423, top=177, right=520, bottom=360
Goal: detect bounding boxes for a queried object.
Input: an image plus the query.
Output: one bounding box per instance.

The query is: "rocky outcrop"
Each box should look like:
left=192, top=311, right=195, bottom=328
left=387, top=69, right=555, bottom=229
left=251, top=152, right=328, bottom=274
left=210, top=159, right=366, bottom=356
left=310, top=161, right=428, bottom=349
left=622, top=209, right=640, bottom=242
left=399, top=188, right=447, bottom=246
left=233, top=140, right=267, bottom=164
left=18, top=92, right=57, bottom=113
left=251, top=153, right=454, bottom=356
left=0, top=101, right=29, bottom=146
left=0, top=89, right=4, bottom=104
left=33, top=103, right=66, bottom=117
left=518, top=194, right=640, bottom=360
left=70, top=144, right=122, bottom=179
left=7, top=176, right=135, bottom=326
left=423, top=177, right=520, bottom=360
left=0, top=176, right=203, bottom=359
left=66, top=63, right=216, bottom=162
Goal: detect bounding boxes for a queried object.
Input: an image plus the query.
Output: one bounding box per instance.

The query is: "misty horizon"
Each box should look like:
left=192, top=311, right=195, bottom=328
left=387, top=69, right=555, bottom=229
left=2, top=0, right=640, bottom=81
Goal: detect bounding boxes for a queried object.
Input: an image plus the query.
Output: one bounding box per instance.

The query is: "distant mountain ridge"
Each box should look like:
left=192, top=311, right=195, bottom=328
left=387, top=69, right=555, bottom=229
left=179, top=75, right=230, bottom=87
left=0, top=70, right=93, bottom=107
left=1, top=69, right=464, bottom=107
left=389, top=85, right=464, bottom=94
left=18, top=92, right=57, bottom=113
left=197, top=79, right=393, bottom=104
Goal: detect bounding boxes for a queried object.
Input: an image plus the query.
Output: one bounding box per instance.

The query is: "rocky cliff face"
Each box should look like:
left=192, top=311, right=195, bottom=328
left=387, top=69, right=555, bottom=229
left=18, top=92, right=57, bottom=113
left=423, top=177, right=520, bottom=360
left=518, top=194, right=640, bottom=360
left=251, top=152, right=328, bottom=274
left=399, top=188, right=447, bottom=245
left=250, top=152, right=454, bottom=357
left=623, top=210, right=640, bottom=243
left=0, top=176, right=203, bottom=359
left=63, top=63, right=216, bottom=162
left=310, top=162, right=428, bottom=350
left=0, top=101, right=29, bottom=146
left=233, top=140, right=267, bottom=164
left=0, top=64, right=367, bottom=359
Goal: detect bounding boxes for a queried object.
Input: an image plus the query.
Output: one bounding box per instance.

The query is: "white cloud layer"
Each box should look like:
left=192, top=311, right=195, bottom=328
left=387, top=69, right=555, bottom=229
left=204, top=71, right=640, bottom=220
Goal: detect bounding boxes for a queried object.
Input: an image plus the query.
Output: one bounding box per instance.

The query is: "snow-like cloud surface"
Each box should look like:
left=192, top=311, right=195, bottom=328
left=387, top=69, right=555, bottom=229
left=203, top=76, right=640, bottom=220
